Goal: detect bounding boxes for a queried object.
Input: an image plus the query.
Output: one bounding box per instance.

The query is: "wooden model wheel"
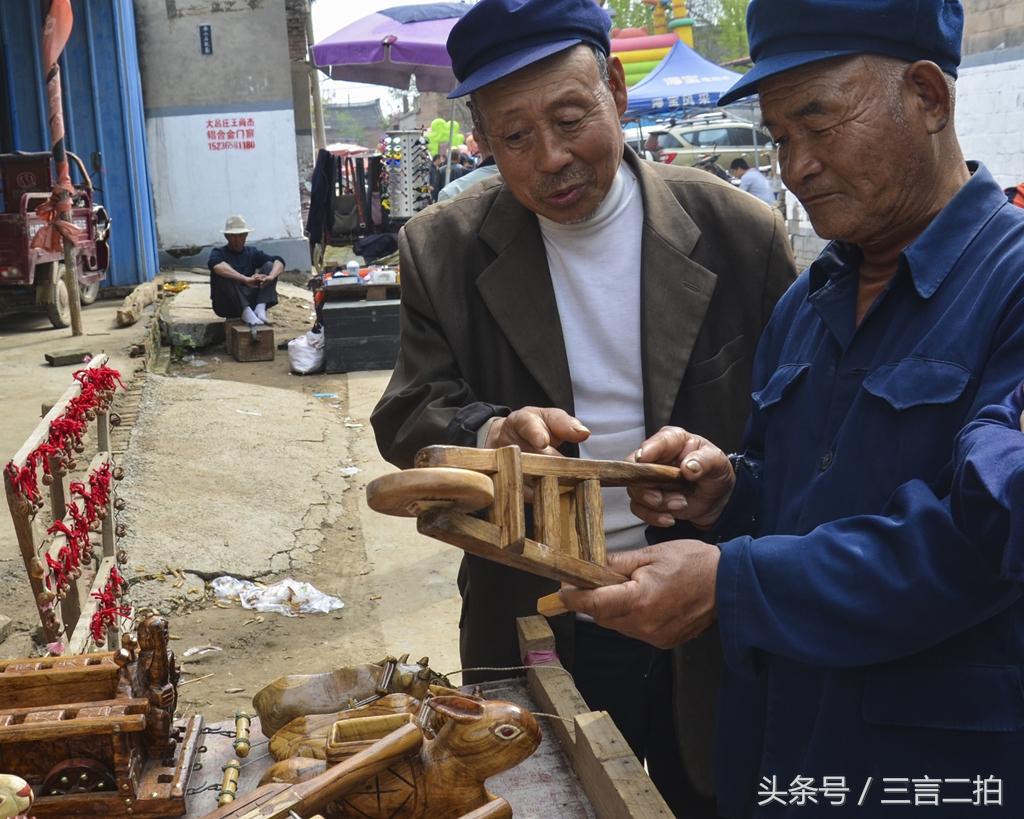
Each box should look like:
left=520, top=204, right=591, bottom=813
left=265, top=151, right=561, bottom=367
left=366, top=468, right=495, bottom=518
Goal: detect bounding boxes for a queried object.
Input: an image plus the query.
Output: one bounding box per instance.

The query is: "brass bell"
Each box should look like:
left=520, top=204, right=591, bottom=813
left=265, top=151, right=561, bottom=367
left=110, top=413, right=122, bottom=428
left=117, top=549, right=129, bottom=565
left=29, top=558, right=46, bottom=580
left=42, top=473, right=54, bottom=486
left=114, top=498, right=126, bottom=511
left=112, top=466, right=125, bottom=481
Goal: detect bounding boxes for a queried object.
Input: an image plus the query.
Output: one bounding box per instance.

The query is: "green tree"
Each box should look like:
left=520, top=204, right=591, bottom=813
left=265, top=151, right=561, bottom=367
left=603, top=0, right=653, bottom=32
left=689, top=0, right=750, bottom=65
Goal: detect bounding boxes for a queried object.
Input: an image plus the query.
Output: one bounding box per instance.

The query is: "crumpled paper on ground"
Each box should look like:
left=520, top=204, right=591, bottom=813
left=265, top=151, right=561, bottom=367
left=210, top=576, right=344, bottom=616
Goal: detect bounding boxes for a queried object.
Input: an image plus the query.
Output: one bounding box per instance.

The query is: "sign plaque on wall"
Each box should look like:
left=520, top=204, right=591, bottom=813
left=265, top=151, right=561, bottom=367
left=199, top=25, right=213, bottom=56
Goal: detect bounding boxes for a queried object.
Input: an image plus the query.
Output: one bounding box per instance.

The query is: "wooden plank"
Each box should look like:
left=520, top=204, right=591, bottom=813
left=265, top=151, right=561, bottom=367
left=0, top=664, right=118, bottom=710
left=533, top=476, right=562, bottom=549
left=561, top=489, right=581, bottom=560
left=415, top=445, right=686, bottom=487
left=0, top=712, right=146, bottom=744
left=417, top=511, right=625, bottom=589
left=516, top=615, right=557, bottom=657
left=0, top=652, right=114, bottom=672
left=572, top=712, right=674, bottom=818
left=4, top=471, right=61, bottom=642
left=9, top=354, right=108, bottom=469
left=46, top=454, right=67, bottom=523
left=0, top=697, right=146, bottom=720
left=67, top=555, right=117, bottom=655
left=574, top=479, right=606, bottom=566
left=491, top=446, right=525, bottom=548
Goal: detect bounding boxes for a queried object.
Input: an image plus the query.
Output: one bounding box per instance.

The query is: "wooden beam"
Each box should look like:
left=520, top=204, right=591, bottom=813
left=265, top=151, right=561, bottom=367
left=0, top=712, right=145, bottom=744
left=417, top=510, right=626, bottom=589
left=415, top=444, right=686, bottom=487
left=533, top=476, right=562, bottom=550
left=574, top=479, right=606, bottom=566
left=572, top=712, right=674, bottom=817
left=66, top=555, right=117, bottom=655
left=490, top=446, right=525, bottom=548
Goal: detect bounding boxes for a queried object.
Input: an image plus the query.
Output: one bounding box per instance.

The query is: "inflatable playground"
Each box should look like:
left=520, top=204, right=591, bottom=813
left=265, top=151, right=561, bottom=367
left=612, top=0, right=694, bottom=88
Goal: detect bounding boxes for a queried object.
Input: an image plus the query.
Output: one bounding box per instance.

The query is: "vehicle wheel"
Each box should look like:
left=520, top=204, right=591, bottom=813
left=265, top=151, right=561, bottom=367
left=79, top=280, right=100, bottom=305
left=47, top=272, right=71, bottom=328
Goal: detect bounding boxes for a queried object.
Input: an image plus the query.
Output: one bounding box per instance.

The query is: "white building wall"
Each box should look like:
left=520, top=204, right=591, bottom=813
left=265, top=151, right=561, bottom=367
left=146, top=107, right=303, bottom=248
left=955, top=56, right=1024, bottom=188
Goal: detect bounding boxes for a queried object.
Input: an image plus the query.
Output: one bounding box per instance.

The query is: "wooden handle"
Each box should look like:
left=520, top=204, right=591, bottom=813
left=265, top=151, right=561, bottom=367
left=366, top=468, right=495, bottom=518
left=459, top=797, right=514, bottom=818
left=536, top=592, right=568, bottom=618
left=233, top=711, right=252, bottom=758
left=218, top=759, right=240, bottom=807
left=200, top=722, right=423, bottom=819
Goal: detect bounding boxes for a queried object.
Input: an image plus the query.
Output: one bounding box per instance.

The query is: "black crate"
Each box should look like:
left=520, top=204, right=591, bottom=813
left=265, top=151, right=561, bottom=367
left=321, top=300, right=400, bottom=338
left=324, top=334, right=400, bottom=373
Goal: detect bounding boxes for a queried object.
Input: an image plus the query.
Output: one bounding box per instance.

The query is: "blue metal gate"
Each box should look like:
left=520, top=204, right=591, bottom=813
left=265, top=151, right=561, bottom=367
left=0, top=0, right=158, bottom=287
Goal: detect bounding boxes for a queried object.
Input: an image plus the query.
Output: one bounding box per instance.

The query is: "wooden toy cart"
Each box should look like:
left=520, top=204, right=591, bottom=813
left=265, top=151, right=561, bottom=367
left=0, top=616, right=203, bottom=817
left=367, top=445, right=689, bottom=615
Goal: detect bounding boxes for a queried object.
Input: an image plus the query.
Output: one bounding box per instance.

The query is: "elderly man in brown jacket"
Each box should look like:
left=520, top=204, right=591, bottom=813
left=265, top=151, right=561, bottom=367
left=371, top=0, right=796, bottom=814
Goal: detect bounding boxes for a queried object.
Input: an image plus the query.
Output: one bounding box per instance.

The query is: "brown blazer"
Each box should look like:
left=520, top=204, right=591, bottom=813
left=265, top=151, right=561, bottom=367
left=371, top=149, right=795, bottom=794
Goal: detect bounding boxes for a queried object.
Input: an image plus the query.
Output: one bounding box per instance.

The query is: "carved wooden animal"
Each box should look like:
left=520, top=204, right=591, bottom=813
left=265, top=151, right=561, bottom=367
left=262, top=695, right=540, bottom=819
left=254, top=655, right=449, bottom=738
left=0, top=775, right=32, bottom=818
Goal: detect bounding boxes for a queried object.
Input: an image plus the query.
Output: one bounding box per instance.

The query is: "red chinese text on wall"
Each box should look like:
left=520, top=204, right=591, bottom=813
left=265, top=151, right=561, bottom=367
left=206, top=116, right=256, bottom=151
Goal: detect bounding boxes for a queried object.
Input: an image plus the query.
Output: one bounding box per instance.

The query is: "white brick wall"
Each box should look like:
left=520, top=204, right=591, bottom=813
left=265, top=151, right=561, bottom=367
left=956, top=57, right=1024, bottom=188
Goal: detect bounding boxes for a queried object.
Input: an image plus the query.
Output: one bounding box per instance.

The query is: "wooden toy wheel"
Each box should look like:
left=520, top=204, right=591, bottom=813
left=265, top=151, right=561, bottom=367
left=366, top=468, right=495, bottom=517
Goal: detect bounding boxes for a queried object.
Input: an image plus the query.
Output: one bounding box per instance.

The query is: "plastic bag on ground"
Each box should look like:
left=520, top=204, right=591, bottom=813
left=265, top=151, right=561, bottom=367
left=210, top=576, right=343, bottom=616
left=288, top=327, right=325, bottom=375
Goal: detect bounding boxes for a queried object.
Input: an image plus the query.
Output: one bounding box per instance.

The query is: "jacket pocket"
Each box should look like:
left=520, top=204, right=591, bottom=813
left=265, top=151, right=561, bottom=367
left=862, top=358, right=971, bottom=410
left=863, top=665, right=1024, bottom=732
left=685, top=334, right=747, bottom=387
left=752, top=363, right=810, bottom=410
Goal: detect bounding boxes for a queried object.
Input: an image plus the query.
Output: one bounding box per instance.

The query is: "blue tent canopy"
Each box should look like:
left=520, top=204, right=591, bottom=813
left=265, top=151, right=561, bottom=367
left=625, top=40, right=744, bottom=118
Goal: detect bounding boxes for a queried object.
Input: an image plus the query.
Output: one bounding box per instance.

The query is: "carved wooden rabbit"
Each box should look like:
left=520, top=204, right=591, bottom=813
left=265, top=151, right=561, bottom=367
left=254, top=655, right=449, bottom=738
left=260, top=695, right=540, bottom=819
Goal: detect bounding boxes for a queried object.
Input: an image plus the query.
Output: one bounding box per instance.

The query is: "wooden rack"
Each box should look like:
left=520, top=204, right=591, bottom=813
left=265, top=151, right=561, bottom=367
left=3, top=354, right=120, bottom=652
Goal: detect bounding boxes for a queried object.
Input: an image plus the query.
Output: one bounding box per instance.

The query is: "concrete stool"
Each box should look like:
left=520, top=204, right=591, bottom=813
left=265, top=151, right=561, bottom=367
left=225, top=320, right=275, bottom=362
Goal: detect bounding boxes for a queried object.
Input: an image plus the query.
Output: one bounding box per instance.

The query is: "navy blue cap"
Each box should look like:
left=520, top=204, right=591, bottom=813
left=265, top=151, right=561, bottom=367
left=446, top=0, right=612, bottom=99
left=718, top=0, right=964, bottom=106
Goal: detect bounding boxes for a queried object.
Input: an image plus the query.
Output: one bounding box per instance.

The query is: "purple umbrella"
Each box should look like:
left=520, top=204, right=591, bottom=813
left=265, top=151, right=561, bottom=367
left=312, top=3, right=470, bottom=93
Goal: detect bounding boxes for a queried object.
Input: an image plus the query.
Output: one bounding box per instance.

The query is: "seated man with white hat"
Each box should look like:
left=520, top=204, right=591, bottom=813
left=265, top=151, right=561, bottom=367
left=208, top=215, right=285, bottom=329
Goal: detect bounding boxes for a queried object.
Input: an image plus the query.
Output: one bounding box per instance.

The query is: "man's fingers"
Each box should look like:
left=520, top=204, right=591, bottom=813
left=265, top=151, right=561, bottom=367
left=559, top=580, right=641, bottom=622
left=540, top=408, right=590, bottom=444
left=633, top=427, right=695, bottom=464
left=605, top=545, right=658, bottom=576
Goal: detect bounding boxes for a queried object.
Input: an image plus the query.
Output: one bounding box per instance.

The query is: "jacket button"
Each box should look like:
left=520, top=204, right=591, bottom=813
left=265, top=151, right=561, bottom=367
left=819, top=450, right=833, bottom=471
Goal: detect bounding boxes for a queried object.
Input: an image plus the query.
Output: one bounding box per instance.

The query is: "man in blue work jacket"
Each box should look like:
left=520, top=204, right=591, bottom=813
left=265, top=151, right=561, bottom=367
left=561, top=0, right=1024, bottom=816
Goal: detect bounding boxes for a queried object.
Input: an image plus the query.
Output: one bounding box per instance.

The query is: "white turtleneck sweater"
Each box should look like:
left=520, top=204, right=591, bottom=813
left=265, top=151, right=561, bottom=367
left=536, top=162, right=647, bottom=553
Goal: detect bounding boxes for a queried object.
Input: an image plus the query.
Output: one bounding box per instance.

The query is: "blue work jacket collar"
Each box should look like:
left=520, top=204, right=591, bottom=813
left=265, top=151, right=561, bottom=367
left=808, top=162, right=1007, bottom=300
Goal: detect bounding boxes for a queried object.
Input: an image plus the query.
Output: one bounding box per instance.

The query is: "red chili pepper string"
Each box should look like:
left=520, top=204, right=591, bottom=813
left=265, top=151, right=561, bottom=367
left=89, top=566, right=129, bottom=643
left=5, top=366, right=123, bottom=503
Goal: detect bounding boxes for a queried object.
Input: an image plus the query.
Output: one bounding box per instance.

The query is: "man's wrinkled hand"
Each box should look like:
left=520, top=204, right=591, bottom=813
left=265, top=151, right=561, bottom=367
left=559, top=540, right=719, bottom=649
left=627, top=426, right=735, bottom=529
left=485, top=406, right=590, bottom=456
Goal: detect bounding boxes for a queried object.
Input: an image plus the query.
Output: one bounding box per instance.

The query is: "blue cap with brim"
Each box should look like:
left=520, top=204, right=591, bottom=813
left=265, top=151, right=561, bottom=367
left=446, top=0, right=612, bottom=99
left=717, top=0, right=964, bottom=107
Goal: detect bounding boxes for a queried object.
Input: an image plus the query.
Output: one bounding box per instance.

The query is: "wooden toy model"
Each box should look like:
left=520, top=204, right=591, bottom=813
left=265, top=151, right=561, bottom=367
left=253, top=654, right=449, bottom=738
left=0, top=614, right=202, bottom=817
left=224, top=695, right=538, bottom=819
left=367, top=445, right=690, bottom=615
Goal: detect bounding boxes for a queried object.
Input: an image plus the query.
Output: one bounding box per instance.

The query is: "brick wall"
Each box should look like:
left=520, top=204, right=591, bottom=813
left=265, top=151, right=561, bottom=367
left=963, top=0, right=1024, bottom=56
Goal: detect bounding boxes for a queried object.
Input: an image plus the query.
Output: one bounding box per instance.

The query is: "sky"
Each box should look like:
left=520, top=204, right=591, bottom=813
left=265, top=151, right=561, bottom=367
left=310, top=0, right=461, bottom=113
